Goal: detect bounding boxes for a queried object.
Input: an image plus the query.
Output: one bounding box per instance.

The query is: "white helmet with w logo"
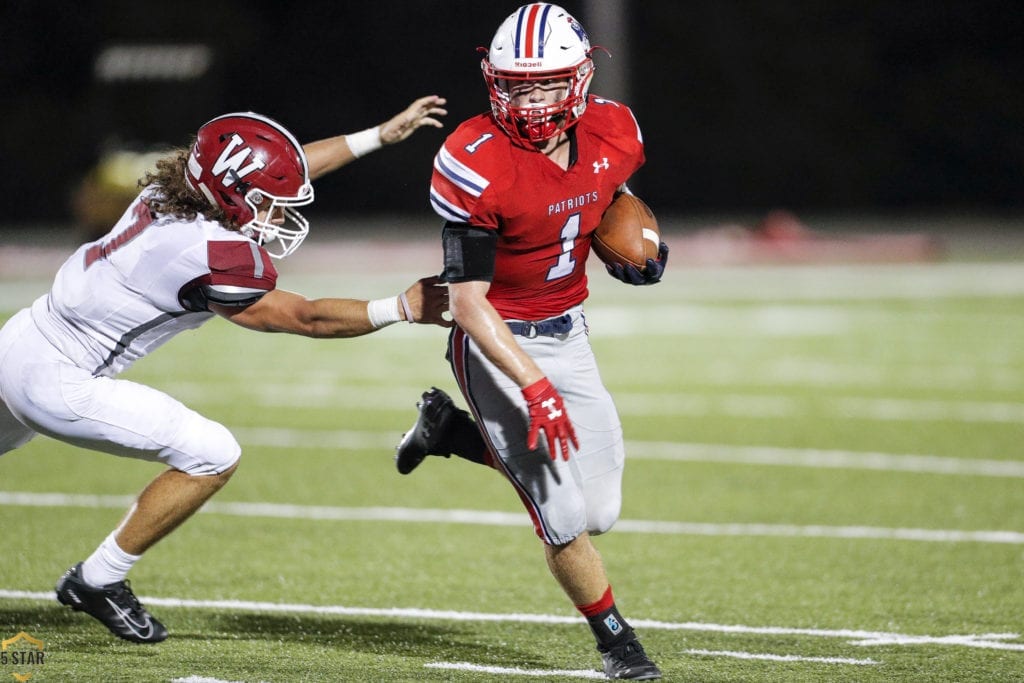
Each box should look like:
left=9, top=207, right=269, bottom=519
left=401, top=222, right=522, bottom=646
left=481, top=3, right=595, bottom=145
left=185, top=112, right=314, bottom=258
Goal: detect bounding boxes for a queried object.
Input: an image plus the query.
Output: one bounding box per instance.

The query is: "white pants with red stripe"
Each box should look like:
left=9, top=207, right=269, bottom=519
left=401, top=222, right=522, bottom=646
left=448, top=305, right=625, bottom=546
left=0, top=308, right=239, bottom=475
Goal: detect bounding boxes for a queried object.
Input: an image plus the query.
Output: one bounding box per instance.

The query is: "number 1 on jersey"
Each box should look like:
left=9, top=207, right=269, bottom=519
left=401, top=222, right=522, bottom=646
left=546, top=212, right=580, bottom=281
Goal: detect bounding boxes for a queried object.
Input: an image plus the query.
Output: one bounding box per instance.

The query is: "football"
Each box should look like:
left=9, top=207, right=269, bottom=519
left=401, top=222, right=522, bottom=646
left=592, top=193, right=661, bottom=270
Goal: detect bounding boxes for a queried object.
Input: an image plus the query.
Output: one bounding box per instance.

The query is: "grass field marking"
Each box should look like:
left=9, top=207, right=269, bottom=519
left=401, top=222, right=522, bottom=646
left=424, top=661, right=606, bottom=679
left=3, top=589, right=1021, bottom=653
left=847, top=633, right=1024, bottom=650
left=611, top=520, right=1024, bottom=544
left=3, top=491, right=1023, bottom=544
left=224, top=427, right=1024, bottom=479
left=147, top=376, right=1024, bottom=425
left=637, top=617, right=1024, bottom=651
left=587, top=303, right=849, bottom=337
left=684, top=356, right=1024, bottom=394
left=186, top=386, right=1024, bottom=425
left=613, top=393, right=1024, bottom=424
left=632, top=441, right=1024, bottom=478
left=234, top=426, right=394, bottom=451
left=172, top=678, right=269, bottom=683
left=831, top=396, right=1024, bottom=423
left=683, top=649, right=879, bottom=665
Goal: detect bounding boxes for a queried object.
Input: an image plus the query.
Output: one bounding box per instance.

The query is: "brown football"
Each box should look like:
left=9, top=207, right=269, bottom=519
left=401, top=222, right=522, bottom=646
left=592, top=193, right=661, bottom=270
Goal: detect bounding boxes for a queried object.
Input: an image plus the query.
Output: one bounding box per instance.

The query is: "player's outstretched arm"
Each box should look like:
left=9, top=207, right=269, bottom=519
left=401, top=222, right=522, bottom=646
left=304, top=95, right=447, bottom=180
left=210, top=275, right=451, bottom=337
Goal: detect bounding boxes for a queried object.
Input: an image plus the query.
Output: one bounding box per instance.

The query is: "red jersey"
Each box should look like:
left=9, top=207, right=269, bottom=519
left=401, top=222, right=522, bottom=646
left=430, top=96, right=645, bottom=319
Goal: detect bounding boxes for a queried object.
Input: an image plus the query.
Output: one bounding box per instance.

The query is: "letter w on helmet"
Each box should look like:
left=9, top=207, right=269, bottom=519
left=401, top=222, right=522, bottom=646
left=186, top=112, right=314, bottom=259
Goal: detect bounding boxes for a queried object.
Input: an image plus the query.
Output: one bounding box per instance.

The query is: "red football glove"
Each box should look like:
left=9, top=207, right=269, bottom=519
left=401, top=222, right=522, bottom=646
left=522, top=378, right=579, bottom=461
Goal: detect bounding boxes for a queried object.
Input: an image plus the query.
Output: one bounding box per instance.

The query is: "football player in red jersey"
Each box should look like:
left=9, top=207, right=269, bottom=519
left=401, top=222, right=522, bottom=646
left=395, top=5, right=667, bottom=680
left=0, top=95, right=450, bottom=644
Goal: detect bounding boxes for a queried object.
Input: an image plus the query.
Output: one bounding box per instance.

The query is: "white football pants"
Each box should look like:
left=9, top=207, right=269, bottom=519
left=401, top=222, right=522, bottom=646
left=449, top=305, right=625, bottom=546
left=0, top=308, right=239, bottom=475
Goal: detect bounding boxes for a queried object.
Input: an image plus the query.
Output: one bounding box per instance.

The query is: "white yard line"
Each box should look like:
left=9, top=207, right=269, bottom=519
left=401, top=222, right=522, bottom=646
left=1, top=491, right=1021, bottom=544
left=586, top=303, right=1024, bottom=338
left=424, top=661, right=606, bottom=679
left=228, top=426, right=1024, bottom=479
left=156, top=384, right=1024, bottom=425
left=1, top=589, right=1020, bottom=652
left=632, top=441, right=1024, bottom=478
left=612, top=393, right=1024, bottom=424
left=684, top=649, right=878, bottom=665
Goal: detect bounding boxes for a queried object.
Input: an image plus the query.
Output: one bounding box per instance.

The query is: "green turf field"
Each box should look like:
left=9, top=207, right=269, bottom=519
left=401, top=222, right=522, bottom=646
left=1, top=240, right=1022, bottom=681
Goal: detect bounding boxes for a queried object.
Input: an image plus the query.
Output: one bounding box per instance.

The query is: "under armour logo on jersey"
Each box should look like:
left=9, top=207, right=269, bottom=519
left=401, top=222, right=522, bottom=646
left=593, top=157, right=609, bottom=173
left=604, top=614, right=622, bottom=634
left=211, top=133, right=266, bottom=187
left=541, top=397, right=563, bottom=420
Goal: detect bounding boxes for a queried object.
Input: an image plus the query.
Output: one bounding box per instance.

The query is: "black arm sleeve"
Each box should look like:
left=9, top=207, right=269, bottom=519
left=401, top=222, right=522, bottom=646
left=441, top=222, right=497, bottom=283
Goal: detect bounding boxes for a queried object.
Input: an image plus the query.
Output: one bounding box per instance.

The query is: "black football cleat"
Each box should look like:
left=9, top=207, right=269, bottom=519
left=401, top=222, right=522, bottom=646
left=395, top=387, right=457, bottom=474
left=599, top=637, right=662, bottom=680
left=56, top=562, right=168, bottom=644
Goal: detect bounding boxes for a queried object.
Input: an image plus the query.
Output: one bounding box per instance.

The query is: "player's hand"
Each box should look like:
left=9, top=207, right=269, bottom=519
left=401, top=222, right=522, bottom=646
left=522, top=378, right=578, bottom=461
left=379, top=95, right=448, bottom=145
left=605, top=241, right=669, bottom=285
left=401, top=276, right=452, bottom=327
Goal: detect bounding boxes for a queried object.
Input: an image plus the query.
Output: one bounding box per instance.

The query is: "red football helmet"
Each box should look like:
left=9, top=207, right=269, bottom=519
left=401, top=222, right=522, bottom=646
left=185, top=112, right=314, bottom=258
left=481, top=3, right=595, bottom=145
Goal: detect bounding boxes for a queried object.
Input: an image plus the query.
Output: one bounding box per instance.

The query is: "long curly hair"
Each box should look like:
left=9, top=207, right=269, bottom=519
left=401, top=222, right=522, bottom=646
left=139, top=143, right=231, bottom=227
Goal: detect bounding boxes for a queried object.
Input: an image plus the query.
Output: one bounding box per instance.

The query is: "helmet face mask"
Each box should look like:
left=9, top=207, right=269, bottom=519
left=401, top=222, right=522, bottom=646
left=481, top=3, right=595, bottom=145
left=238, top=184, right=313, bottom=260
left=185, top=112, right=314, bottom=259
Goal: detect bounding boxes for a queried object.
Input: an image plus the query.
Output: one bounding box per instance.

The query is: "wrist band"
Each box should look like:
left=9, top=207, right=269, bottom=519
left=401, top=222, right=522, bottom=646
left=345, top=126, right=382, bottom=158
left=398, top=292, right=414, bottom=323
left=367, top=296, right=401, bottom=329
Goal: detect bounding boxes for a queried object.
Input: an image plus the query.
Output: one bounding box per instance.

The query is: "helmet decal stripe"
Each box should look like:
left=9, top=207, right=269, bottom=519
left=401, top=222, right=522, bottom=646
left=513, top=6, right=526, bottom=58
left=524, top=5, right=540, bottom=58
left=536, top=3, right=551, bottom=58
left=520, top=4, right=541, bottom=59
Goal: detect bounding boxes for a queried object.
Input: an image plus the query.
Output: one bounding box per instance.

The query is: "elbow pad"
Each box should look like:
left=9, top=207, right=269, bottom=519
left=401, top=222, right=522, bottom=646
left=441, top=222, right=497, bottom=283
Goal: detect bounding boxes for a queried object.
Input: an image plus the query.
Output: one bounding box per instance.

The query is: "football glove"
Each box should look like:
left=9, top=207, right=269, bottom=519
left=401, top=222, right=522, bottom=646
left=522, top=377, right=578, bottom=461
left=606, top=241, right=669, bottom=285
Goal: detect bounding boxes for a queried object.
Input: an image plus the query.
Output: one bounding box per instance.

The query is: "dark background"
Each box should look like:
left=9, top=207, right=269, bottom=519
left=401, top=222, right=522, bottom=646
left=2, top=0, right=1022, bottom=227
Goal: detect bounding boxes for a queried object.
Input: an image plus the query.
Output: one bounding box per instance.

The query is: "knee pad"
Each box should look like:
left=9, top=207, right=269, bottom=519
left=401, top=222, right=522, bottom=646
left=586, top=494, right=622, bottom=536
left=163, top=413, right=241, bottom=476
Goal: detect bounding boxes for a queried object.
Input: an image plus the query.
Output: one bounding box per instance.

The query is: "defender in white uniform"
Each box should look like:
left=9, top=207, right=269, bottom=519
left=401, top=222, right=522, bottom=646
left=0, top=98, right=450, bottom=643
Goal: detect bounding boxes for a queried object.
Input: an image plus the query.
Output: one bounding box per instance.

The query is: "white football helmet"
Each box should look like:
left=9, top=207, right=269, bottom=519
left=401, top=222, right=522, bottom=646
left=481, top=3, right=595, bottom=145
left=186, top=112, right=314, bottom=259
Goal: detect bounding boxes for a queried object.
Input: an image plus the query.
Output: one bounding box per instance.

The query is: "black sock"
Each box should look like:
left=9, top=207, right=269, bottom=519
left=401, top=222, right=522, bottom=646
left=586, top=604, right=634, bottom=650
left=440, top=409, right=487, bottom=465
